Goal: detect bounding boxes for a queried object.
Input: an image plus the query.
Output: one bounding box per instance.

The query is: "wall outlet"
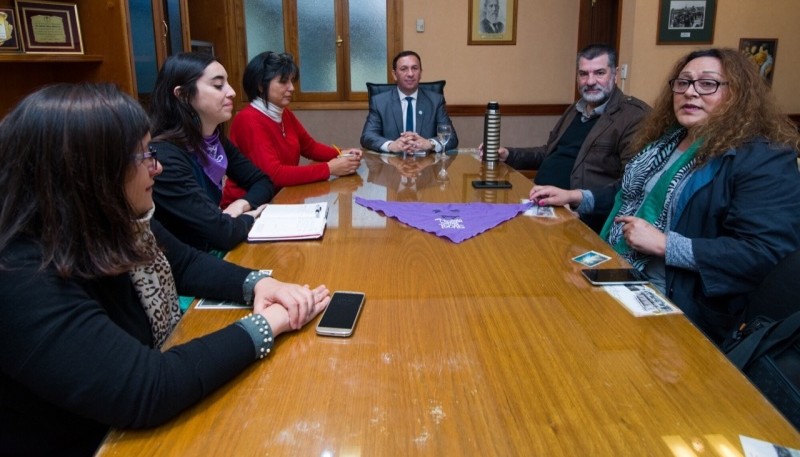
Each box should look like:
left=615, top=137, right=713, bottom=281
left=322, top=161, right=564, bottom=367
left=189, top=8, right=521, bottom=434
left=620, top=64, right=629, bottom=79
left=416, top=18, right=425, bottom=32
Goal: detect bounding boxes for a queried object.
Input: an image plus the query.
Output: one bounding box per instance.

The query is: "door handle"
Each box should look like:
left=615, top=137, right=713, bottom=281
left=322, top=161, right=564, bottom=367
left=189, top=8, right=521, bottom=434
left=336, top=35, right=343, bottom=47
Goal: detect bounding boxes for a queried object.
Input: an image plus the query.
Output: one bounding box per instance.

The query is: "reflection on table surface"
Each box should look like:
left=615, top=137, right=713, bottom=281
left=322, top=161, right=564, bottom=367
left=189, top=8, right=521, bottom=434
left=97, top=151, right=800, bottom=457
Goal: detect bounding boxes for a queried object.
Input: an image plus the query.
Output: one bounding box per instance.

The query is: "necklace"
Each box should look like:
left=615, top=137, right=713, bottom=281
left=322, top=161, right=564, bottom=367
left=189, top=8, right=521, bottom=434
left=280, top=122, right=286, bottom=138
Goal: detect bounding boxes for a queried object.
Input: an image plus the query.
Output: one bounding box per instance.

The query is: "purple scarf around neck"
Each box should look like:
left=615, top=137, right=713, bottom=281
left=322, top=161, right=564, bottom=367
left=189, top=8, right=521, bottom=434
left=197, top=130, right=228, bottom=189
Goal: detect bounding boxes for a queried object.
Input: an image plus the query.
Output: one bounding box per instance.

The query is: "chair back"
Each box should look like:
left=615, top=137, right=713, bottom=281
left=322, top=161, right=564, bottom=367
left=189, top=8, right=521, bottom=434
left=746, top=249, right=800, bottom=321
left=366, top=80, right=446, bottom=100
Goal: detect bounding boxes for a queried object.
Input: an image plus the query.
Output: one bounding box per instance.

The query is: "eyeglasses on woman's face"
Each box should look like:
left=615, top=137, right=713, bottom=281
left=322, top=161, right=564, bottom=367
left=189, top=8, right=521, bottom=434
left=669, top=78, right=729, bottom=95
left=131, top=145, right=159, bottom=172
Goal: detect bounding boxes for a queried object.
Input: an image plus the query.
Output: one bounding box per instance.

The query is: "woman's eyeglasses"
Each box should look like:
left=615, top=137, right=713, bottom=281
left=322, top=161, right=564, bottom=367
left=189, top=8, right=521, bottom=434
left=132, top=145, right=159, bottom=171
left=669, top=78, right=729, bottom=95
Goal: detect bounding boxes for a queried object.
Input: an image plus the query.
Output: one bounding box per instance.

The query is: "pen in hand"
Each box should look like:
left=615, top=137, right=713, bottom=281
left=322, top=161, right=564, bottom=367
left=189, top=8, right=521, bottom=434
left=333, top=144, right=356, bottom=158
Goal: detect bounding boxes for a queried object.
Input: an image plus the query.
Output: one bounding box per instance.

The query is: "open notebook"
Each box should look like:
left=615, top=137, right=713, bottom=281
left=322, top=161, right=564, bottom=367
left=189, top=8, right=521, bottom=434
left=248, top=203, right=328, bottom=242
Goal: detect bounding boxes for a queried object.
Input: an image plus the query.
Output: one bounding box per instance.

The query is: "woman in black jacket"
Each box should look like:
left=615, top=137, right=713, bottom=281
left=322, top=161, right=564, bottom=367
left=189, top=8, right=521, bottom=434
left=149, top=52, right=275, bottom=251
left=0, top=83, right=329, bottom=456
left=530, top=48, right=800, bottom=345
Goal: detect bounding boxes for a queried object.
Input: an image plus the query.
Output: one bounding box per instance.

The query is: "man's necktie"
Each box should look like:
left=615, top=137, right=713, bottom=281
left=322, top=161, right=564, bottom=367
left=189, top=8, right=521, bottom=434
left=405, top=96, right=414, bottom=132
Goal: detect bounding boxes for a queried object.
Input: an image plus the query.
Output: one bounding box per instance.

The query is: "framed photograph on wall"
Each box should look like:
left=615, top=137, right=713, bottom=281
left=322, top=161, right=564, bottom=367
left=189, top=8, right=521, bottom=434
left=191, top=40, right=214, bottom=56
left=468, top=0, right=517, bottom=45
left=0, top=8, right=22, bottom=52
left=15, top=0, right=83, bottom=54
left=739, top=38, right=777, bottom=86
left=656, top=0, right=716, bottom=45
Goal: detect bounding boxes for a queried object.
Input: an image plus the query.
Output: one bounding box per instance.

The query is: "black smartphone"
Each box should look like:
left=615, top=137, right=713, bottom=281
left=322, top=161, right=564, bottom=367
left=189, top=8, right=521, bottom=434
left=472, top=180, right=512, bottom=189
left=581, top=268, right=649, bottom=286
left=316, top=291, right=366, bottom=337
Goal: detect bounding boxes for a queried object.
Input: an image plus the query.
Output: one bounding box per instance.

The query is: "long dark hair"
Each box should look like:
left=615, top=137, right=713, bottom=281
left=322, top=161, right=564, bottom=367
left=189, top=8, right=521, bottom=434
left=243, top=51, right=299, bottom=102
left=149, top=52, right=218, bottom=153
left=0, top=83, right=153, bottom=278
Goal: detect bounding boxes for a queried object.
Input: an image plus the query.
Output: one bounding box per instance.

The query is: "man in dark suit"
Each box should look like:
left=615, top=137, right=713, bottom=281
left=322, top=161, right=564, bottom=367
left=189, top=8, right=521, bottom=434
left=480, top=0, right=504, bottom=33
left=360, top=50, right=458, bottom=154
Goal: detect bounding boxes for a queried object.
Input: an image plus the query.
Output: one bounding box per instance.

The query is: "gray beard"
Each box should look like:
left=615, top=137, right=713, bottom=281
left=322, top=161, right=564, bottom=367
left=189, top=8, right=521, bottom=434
left=582, top=89, right=610, bottom=106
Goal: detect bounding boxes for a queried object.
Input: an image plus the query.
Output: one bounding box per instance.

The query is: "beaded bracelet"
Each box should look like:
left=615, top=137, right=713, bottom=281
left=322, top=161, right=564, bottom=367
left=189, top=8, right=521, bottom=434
left=236, top=313, right=274, bottom=360
left=242, top=269, right=272, bottom=306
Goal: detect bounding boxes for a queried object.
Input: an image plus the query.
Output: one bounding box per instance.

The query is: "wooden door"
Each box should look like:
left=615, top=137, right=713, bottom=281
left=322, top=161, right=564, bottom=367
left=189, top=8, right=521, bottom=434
left=577, top=0, right=620, bottom=52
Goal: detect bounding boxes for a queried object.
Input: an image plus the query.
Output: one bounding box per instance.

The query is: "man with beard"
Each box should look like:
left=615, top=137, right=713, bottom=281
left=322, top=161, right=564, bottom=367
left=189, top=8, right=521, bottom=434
left=480, top=0, right=504, bottom=34
left=361, top=50, right=458, bottom=155
left=494, top=43, right=649, bottom=231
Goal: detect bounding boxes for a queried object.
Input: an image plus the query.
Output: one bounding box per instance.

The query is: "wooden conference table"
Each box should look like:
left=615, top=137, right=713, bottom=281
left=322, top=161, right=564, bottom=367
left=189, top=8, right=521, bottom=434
left=98, top=151, right=800, bottom=456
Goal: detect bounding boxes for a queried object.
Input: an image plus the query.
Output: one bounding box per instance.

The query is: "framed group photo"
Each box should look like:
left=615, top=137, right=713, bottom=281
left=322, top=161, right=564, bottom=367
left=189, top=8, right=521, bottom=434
left=657, top=0, right=716, bottom=45
left=468, top=0, right=517, bottom=45
left=739, top=38, right=777, bottom=86
left=15, top=0, right=83, bottom=54
left=191, top=40, right=215, bottom=56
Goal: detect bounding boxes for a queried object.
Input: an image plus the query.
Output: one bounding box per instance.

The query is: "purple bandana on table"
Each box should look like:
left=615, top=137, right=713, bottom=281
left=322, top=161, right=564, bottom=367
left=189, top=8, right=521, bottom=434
left=198, top=130, right=229, bottom=190
left=355, top=197, right=532, bottom=243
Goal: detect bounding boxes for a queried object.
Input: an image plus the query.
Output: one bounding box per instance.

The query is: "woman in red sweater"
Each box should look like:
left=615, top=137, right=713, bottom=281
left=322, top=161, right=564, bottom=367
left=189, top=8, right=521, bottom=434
left=222, top=52, right=362, bottom=204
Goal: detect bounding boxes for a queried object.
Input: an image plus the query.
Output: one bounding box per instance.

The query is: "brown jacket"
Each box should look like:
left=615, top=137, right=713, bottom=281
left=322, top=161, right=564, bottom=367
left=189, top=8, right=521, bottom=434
left=505, top=86, right=650, bottom=190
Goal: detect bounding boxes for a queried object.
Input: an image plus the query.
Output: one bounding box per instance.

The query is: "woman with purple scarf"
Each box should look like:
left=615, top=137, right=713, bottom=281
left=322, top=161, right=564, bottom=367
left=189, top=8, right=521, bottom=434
left=150, top=52, right=275, bottom=252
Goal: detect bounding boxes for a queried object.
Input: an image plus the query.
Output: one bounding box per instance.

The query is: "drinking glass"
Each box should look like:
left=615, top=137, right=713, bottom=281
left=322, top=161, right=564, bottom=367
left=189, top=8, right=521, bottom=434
left=436, top=153, right=450, bottom=183
left=436, top=124, right=452, bottom=155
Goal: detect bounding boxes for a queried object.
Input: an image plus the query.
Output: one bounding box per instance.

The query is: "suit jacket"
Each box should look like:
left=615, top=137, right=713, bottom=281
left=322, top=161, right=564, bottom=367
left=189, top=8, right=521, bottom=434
left=505, top=87, right=649, bottom=232
left=480, top=18, right=504, bottom=33
left=505, top=86, right=649, bottom=190
left=360, top=87, right=459, bottom=152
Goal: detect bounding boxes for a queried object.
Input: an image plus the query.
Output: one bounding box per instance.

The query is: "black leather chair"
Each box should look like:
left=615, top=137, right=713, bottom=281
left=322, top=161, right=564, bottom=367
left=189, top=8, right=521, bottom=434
left=733, top=249, right=800, bottom=430
left=746, top=249, right=800, bottom=321
left=365, top=80, right=446, bottom=100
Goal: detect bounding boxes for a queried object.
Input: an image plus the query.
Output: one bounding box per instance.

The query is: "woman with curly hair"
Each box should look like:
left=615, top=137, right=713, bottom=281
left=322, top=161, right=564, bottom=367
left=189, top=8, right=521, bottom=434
left=530, top=48, right=800, bottom=345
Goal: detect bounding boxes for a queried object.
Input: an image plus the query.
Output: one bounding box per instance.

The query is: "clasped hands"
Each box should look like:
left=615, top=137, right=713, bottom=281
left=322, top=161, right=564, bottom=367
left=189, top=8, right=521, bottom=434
left=529, top=184, right=667, bottom=257
left=389, top=132, right=435, bottom=154
left=387, top=154, right=435, bottom=177
left=252, top=277, right=331, bottom=337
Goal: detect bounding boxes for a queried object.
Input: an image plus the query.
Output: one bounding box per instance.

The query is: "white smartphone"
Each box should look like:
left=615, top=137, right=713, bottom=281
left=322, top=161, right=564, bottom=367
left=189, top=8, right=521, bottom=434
left=315, top=291, right=365, bottom=337
left=581, top=268, right=649, bottom=286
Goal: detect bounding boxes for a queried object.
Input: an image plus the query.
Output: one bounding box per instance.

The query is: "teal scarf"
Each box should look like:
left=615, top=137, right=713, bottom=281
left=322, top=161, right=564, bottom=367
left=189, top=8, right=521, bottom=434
left=600, top=127, right=699, bottom=270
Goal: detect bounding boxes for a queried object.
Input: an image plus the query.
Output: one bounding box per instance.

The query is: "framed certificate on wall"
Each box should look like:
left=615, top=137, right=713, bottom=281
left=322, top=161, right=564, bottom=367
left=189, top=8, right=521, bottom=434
left=15, top=1, right=83, bottom=54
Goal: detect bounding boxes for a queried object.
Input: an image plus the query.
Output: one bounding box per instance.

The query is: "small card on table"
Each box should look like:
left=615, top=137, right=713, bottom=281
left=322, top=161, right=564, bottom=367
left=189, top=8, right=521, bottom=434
left=602, top=284, right=682, bottom=317
left=572, top=250, right=611, bottom=267
left=520, top=198, right=556, bottom=218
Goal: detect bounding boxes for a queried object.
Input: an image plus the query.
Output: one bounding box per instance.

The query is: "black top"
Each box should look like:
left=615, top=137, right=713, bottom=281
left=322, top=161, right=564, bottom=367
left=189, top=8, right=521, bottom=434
left=152, top=138, right=275, bottom=251
left=535, top=115, right=598, bottom=189
left=0, top=221, right=257, bottom=456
